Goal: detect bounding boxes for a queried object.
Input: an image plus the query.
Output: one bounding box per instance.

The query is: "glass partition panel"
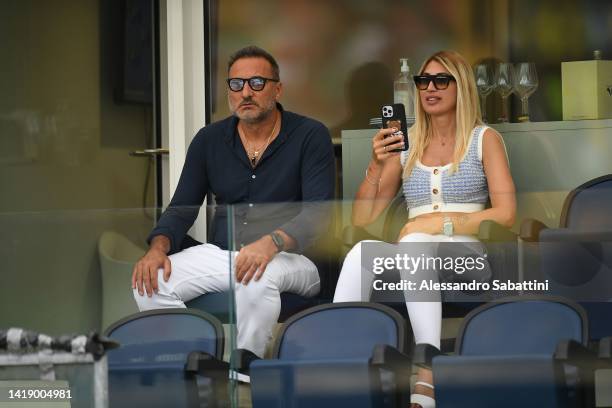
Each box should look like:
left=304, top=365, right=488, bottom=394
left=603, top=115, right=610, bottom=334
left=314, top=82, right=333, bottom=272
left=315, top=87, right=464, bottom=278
left=0, top=208, right=155, bottom=335
left=0, top=206, right=233, bottom=407
left=4, top=196, right=609, bottom=406
left=225, top=200, right=341, bottom=407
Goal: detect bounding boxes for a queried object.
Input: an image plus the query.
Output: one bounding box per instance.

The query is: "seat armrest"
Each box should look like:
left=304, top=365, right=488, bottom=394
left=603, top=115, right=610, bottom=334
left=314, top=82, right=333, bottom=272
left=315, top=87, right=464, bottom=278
left=370, top=344, right=411, bottom=367
left=230, top=348, right=261, bottom=374
left=477, top=220, right=517, bottom=242
left=342, top=226, right=379, bottom=246
left=86, top=332, right=120, bottom=360
left=519, top=218, right=549, bottom=242
left=412, top=343, right=444, bottom=369
left=370, top=344, right=412, bottom=407
left=599, top=336, right=612, bottom=359
left=554, top=339, right=594, bottom=360
left=185, top=351, right=230, bottom=406
left=554, top=339, right=599, bottom=369
left=540, top=230, right=612, bottom=242
left=185, top=351, right=229, bottom=374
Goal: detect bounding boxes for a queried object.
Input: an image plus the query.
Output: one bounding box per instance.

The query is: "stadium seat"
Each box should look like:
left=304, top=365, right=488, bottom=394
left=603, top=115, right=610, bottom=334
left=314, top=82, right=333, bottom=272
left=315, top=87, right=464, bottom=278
left=414, top=296, right=596, bottom=408
left=105, top=309, right=228, bottom=408
left=238, top=302, right=413, bottom=408
left=520, top=174, right=612, bottom=341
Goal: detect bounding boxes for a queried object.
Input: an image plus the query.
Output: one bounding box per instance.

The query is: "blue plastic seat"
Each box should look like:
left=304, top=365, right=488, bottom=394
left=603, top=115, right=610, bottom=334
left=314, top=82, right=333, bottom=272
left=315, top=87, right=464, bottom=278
left=521, top=174, right=612, bottom=341
left=244, top=302, right=412, bottom=408
left=414, top=296, right=594, bottom=408
left=105, top=309, right=227, bottom=408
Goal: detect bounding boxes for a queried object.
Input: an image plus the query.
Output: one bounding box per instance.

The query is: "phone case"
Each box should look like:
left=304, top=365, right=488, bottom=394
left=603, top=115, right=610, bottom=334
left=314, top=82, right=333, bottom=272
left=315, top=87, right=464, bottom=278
left=381, top=103, right=409, bottom=152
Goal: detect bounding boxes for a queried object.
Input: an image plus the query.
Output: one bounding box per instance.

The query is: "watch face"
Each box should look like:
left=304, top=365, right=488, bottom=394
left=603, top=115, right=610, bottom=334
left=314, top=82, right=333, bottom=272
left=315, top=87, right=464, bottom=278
left=443, top=221, right=453, bottom=236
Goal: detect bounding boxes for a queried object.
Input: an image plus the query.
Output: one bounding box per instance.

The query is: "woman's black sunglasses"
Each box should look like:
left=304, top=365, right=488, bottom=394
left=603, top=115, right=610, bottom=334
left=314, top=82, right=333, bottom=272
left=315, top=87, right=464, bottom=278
left=413, top=74, right=456, bottom=90
left=227, top=76, right=279, bottom=92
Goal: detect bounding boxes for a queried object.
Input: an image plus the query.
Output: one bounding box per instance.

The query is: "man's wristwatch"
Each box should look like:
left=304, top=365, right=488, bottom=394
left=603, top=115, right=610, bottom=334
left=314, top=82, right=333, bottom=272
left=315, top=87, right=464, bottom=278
left=270, top=231, right=285, bottom=252
left=442, top=217, right=454, bottom=237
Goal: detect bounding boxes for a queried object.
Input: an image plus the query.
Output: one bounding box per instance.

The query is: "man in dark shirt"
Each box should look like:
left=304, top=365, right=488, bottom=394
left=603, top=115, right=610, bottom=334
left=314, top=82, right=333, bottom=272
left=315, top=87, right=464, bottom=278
left=132, top=46, right=335, bottom=357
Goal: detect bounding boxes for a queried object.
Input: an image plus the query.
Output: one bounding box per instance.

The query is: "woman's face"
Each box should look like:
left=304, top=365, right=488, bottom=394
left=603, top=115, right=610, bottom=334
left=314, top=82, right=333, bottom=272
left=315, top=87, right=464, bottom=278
left=418, top=60, right=457, bottom=117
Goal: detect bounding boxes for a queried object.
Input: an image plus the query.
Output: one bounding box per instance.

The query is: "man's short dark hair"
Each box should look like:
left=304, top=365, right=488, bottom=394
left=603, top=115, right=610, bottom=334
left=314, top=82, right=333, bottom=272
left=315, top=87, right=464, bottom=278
left=227, top=46, right=280, bottom=80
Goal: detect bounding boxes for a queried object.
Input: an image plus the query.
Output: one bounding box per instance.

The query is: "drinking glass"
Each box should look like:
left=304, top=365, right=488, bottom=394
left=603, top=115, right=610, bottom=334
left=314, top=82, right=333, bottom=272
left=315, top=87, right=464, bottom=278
left=474, top=64, right=494, bottom=123
left=495, top=62, right=515, bottom=123
left=513, top=62, right=539, bottom=122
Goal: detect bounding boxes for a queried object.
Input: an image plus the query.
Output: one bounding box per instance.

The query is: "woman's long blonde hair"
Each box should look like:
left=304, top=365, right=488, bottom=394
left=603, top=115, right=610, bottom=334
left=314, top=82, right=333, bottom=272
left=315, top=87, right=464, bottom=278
left=403, top=50, right=482, bottom=178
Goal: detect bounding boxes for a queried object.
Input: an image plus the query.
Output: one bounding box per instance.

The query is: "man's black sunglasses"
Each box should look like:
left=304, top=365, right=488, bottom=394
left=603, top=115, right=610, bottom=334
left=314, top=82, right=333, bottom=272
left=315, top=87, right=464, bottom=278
left=227, top=76, right=279, bottom=92
left=413, top=74, right=456, bottom=90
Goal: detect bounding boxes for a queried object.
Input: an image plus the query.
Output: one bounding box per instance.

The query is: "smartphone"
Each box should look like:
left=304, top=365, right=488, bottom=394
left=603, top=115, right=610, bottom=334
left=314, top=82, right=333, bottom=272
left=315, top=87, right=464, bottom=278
left=381, top=103, right=409, bottom=152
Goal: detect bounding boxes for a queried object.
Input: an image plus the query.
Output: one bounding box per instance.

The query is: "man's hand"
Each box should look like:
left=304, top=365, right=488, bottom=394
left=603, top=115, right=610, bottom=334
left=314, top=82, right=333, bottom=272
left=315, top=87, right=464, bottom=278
left=132, top=236, right=171, bottom=297
left=235, top=235, right=278, bottom=285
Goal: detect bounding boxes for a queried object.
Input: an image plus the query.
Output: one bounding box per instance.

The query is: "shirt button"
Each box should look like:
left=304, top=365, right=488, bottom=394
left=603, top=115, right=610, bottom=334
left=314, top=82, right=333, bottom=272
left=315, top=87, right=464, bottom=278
left=249, top=203, right=254, bottom=207
left=251, top=174, right=256, bottom=179
left=433, top=204, right=439, bottom=210
left=433, top=169, right=439, bottom=175
left=432, top=188, right=439, bottom=194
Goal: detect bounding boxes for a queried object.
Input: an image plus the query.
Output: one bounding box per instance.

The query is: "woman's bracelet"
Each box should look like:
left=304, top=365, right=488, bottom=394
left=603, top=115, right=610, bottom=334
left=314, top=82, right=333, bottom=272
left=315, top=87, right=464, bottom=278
left=365, top=168, right=381, bottom=186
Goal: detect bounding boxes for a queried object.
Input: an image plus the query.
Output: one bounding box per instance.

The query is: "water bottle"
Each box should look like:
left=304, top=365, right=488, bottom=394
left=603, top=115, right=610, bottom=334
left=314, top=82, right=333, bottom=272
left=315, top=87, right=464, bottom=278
left=393, top=58, right=415, bottom=124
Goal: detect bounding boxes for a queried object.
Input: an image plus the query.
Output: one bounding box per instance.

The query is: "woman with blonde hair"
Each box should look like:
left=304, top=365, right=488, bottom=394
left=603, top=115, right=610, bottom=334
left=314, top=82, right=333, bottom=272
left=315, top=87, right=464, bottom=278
left=333, top=50, right=516, bottom=407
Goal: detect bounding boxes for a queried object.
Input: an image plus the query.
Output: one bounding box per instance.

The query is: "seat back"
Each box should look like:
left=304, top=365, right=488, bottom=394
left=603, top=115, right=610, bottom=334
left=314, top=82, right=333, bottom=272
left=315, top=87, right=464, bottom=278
left=560, top=174, right=612, bottom=230
left=542, top=175, right=612, bottom=340
left=456, top=297, right=587, bottom=356
left=105, top=309, right=224, bottom=407
left=273, top=302, right=408, bottom=360
left=186, top=292, right=231, bottom=322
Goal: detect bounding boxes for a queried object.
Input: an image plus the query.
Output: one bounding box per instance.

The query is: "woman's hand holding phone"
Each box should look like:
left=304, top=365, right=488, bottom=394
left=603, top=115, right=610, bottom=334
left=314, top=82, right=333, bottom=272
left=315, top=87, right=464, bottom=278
left=371, top=127, right=405, bottom=164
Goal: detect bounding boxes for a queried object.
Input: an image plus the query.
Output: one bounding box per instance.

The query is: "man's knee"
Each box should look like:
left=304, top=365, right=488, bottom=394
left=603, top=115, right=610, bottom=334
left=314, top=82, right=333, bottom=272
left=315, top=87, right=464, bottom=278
left=133, top=287, right=156, bottom=311
left=132, top=270, right=173, bottom=311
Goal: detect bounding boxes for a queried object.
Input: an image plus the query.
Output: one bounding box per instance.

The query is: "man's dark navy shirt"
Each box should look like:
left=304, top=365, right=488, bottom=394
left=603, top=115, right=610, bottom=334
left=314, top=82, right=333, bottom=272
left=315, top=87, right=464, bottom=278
left=149, top=104, right=335, bottom=254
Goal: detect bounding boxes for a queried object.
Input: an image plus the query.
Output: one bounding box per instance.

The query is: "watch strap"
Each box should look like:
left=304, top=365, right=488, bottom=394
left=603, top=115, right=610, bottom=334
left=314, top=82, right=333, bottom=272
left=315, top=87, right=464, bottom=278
left=270, top=231, right=284, bottom=252
left=443, top=217, right=454, bottom=237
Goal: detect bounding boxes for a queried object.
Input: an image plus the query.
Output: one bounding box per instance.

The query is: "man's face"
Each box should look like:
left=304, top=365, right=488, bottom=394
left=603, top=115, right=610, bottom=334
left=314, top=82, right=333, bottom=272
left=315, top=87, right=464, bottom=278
left=227, top=57, right=282, bottom=123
